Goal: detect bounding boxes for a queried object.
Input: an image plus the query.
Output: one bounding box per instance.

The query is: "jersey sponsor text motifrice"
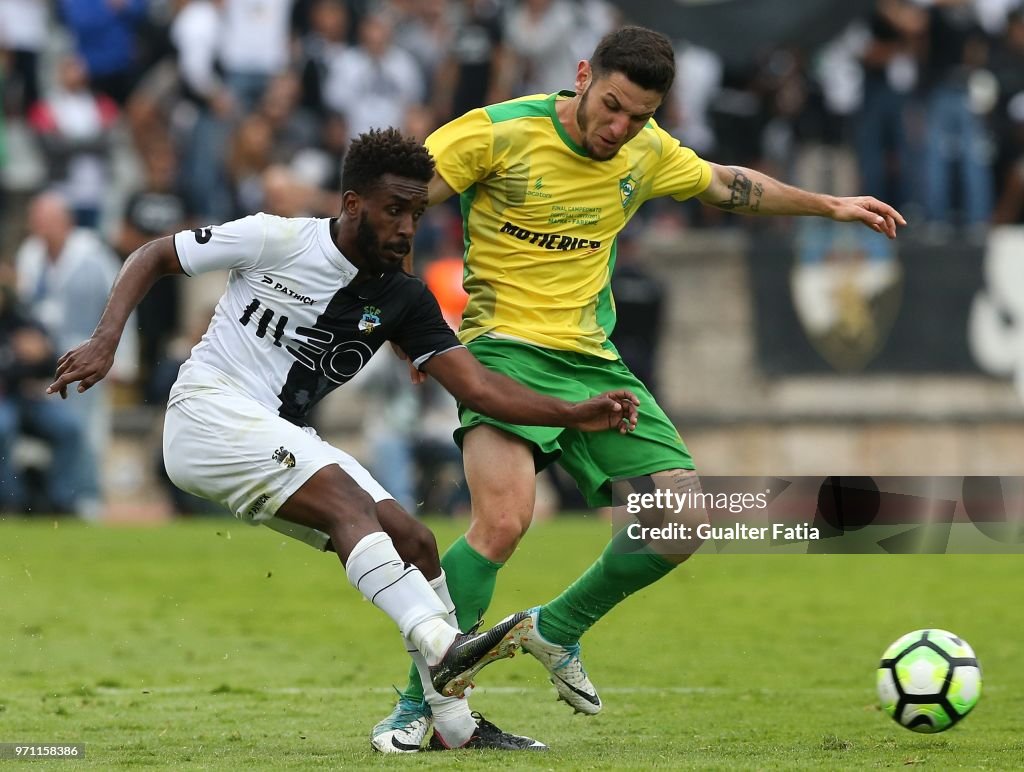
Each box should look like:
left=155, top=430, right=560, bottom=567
left=425, top=91, right=712, bottom=359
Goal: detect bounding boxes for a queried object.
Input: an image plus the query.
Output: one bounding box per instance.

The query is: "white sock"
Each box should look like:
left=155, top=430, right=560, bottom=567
left=346, top=533, right=456, bottom=664
left=405, top=571, right=477, bottom=747
left=430, top=573, right=475, bottom=699
left=431, top=570, right=459, bottom=629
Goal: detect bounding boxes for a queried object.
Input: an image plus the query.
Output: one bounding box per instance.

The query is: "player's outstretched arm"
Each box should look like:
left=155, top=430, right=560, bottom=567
left=696, top=163, right=907, bottom=239
left=421, top=347, right=639, bottom=433
left=47, top=235, right=184, bottom=399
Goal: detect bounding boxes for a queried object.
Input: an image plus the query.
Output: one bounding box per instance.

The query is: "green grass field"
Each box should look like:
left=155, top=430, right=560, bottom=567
left=1, top=517, right=1022, bottom=769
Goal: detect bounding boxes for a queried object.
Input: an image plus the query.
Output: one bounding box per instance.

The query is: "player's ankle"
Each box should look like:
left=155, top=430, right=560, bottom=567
left=535, top=606, right=579, bottom=647
left=431, top=709, right=476, bottom=748
left=409, top=618, right=459, bottom=666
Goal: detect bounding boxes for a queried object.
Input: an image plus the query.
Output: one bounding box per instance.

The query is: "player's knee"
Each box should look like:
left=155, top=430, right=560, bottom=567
left=619, top=468, right=706, bottom=565
left=373, top=499, right=441, bottom=575
left=469, top=513, right=529, bottom=560
left=395, top=519, right=440, bottom=577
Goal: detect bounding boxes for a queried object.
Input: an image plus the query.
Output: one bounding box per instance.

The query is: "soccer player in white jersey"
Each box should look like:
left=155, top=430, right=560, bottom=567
left=46, top=128, right=641, bottom=751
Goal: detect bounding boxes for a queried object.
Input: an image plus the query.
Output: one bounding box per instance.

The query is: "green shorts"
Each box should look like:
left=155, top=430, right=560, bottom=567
left=456, top=337, right=694, bottom=507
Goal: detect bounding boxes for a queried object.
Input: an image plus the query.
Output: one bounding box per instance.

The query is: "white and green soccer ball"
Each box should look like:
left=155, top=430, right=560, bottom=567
left=877, top=629, right=982, bottom=733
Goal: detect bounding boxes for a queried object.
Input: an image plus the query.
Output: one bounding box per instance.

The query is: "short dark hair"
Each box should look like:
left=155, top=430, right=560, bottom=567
left=342, top=127, right=435, bottom=194
left=590, top=26, right=675, bottom=95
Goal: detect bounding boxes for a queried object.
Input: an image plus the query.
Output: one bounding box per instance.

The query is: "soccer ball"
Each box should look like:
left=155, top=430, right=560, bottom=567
left=876, top=629, right=982, bottom=733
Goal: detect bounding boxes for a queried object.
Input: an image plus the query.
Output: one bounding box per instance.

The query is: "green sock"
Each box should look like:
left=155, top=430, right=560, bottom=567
left=538, top=528, right=677, bottom=646
left=400, top=535, right=503, bottom=702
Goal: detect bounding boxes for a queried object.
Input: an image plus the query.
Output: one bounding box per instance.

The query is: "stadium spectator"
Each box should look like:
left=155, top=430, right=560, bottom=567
left=115, top=139, right=189, bottom=405
left=0, top=0, right=48, bottom=115
left=392, top=0, right=452, bottom=99
left=226, top=113, right=275, bottom=217
left=296, top=0, right=351, bottom=117
left=0, top=81, right=5, bottom=230
left=992, top=148, right=1024, bottom=222
left=751, top=46, right=812, bottom=180
left=57, top=0, right=147, bottom=105
left=256, top=71, right=319, bottom=163
left=856, top=0, right=926, bottom=209
left=568, top=0, right=620, bottom=63
left=14, top=191, right=137, bottom=518
left=260, top=163, right=340, bottom=217
left=288, top=110, right=348, bottom=193
left=992, top=91, right=1024, bottom=223
left=802, top=22, right=871, bottom=208
left=45, top=128, right=638, bottom=749
left=667, top=41, right=723, bottom=159
left=504, top=0, right=578, bottom=95
left=218, top=0, right=295, bottom=111
left=431, top=0, right=513, bottom=121
left=0, top=272, right=85, bottom=514
left=990, top=7, right=1024, bottom=222
left=920, top=0, right=995, bottom=232
left=171, top=0, right=234, bottom=221
left=323, top=11, right=425, bottom=138
left=133, top=0, right=178, bottom=80
left=372, top=25, right=906, bottom=753
left=27, top=55, right=119, bottom=228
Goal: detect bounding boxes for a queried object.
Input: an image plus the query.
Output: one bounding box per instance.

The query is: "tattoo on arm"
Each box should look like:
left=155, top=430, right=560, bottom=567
left=717, top=168, right=764, bottom=212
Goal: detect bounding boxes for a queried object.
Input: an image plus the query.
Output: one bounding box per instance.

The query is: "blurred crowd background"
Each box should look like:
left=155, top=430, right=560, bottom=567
left=2, top=0, right=1024, bottom=521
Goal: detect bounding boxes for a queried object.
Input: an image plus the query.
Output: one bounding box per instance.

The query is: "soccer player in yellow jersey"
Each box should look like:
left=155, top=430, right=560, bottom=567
left=372, top=26, right=905, bottom=752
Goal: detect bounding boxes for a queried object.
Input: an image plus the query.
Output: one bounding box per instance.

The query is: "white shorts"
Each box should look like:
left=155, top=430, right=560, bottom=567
left=163, top=389, right=393, bottom=550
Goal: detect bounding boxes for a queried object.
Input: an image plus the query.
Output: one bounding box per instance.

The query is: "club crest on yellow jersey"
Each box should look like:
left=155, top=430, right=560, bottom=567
left=619, top=174, right=638, bottom=209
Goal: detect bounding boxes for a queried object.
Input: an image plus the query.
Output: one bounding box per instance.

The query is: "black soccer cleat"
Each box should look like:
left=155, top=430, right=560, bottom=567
left=427, top=713, right=548, bottom=751
left=428, top=611, right=533, bottom=698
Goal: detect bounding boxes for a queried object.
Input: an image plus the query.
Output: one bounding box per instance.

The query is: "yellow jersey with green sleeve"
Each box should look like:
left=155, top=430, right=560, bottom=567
left=425, top=91, right=712, bottom=360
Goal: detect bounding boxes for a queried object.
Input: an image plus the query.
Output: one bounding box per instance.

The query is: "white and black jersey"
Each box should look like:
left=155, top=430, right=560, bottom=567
left=170, top=213, right=462, bottom=425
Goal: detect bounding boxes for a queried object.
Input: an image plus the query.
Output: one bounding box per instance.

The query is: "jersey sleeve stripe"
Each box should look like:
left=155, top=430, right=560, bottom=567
left=413, top=344, right=465, bottom=370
